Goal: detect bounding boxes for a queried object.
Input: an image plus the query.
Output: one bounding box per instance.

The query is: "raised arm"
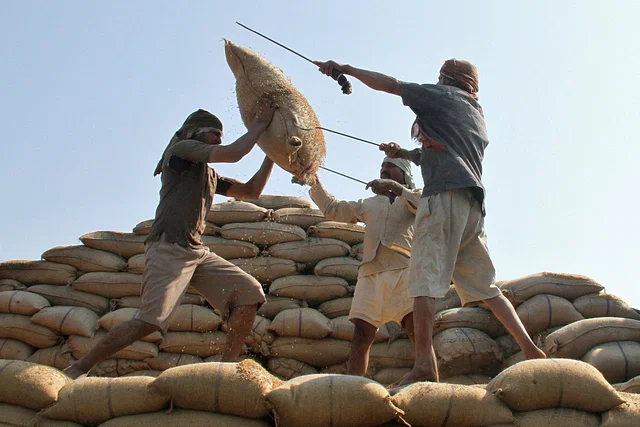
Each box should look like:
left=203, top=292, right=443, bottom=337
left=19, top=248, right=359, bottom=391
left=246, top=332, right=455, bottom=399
left=309, top=178, right=366, bottom=224
left=313, top=60, right=401, bottom=96
left=224, top=156, right=275, bottom=199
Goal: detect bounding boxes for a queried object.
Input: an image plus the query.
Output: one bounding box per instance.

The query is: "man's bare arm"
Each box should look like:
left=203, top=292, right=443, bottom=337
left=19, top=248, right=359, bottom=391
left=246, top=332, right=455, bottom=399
left=225, top=156, right=275, bottom=199
left=314, top=60, right=401, bottom=96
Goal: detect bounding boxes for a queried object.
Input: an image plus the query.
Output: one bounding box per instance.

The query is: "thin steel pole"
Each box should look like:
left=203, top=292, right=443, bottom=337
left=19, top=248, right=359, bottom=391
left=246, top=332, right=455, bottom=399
left=320, top=166, right=368, bottom=185
left=236, top=22, right=315, bottom=65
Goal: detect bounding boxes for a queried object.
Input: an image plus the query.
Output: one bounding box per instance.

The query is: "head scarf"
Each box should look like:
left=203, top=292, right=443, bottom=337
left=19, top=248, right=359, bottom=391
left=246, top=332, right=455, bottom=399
left=439, top=59, right=479, bottom=99
left=383, top=156, right=415, bottom=189
left=153, top=110, right=223, bottom=176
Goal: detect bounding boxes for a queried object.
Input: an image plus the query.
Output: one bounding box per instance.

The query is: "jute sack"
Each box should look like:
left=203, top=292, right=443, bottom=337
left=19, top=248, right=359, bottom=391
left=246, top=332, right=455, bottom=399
left=314, top=257, right=361, bottom=283
left=269, top=275, right=350, bottom=306
left=544, top=317, right=640, bottom=359
left=221, top=222, right=306, bottom=247
left=350, top=242, right=364, bottom=261
left=600, top=391, right=640, bottom=427
left=166, top=304, right=222, bottom=332
left=42, top=245, right=127, bottom=273
left=68, top=332, right=158, bottom=361
left=98, top=409, right=273, bottom=427
left=582, top=341, right=640, bottom=383
left=89, top=359, right=151, bottom=377
left=307, top=221, right=366, bottom=245
left=329, top=316, right=391, bottom=343
left=0, top=314, right=62, bottom=348
left=486, top=358, right=624, bottom=412
left=158, top=331, right=227, bottom=357
left=319, top=362, right=350, bottom=375
left=269, top=337, right=351, bottom=368
left=501, top=351, right=525, bottom=370
left=207, top=201, right=269, bottom=225
left=372, top=367, right=411, bottom=385
left=444, top=374, right=492, bottom=385
left=98, top=308, right=163, bottom=342
left=27, top=284, right=110, bottom=314
left=269, top=308, right=333, bottom=339
left=267, top=357, right=318, bottom=380
left=123, top=369, right=162, bottom=377
left=201, top=235, right=260, bottom=259
left=0, top=403, right=39, bottom=427
left=434, top=328, right=503, bottom=378
left=392, top=382, right=514, bottom=427
left=144, top=352, right=204, bottom=371
left=111, top=294, right=206, bottom=310
left=150, top=361, right=281, bottom=418
left=516, top=294, right=584, bottom=334
left=489, top=408, right=601, bottom=427
left=31, top=306, right=99, bottom=338
left=27, top=345, right=76, bottom=370
left=80, top=231, right=146, bottom=258
left=369, top=339, right=414, bottom=369
left=229, top=256, right=302, bottom=283
left=0, top=278, right=26, bottom=291
left=499, top=272, right=604, bottom=304
left=0, top=338, right=34, bottom=360
left=0, top=260, right=76, bottom=286
left=573, top=292, right=640, bottom=320
left=495, top=334, right=520, bottom=358
left=257, top=294, right=307, bottom=319
left=41, top=376, right=169, bottom=425
left=434, top=307, right=506, bottom=338
left=318, top=297, right=353, bottom=319
left=272, top=207, right=326, bottom=229
left=0, top=360, right=70, bottom=409
left=225, top=40, right=325, bottom=184
left=0, top=290, right=50, bottom=315
left=238, top=195, right=313, bottom=210
left=133, top=219, right=221, bottom=236
left=265, top=237, right=351, bottom=266
left=266, top=374, right=403, bottom=427
left=615, top=375, right=640, bottom=393
left=248, top=315, right=273, bottom=345
left=436, top=285, right=462, bottom=312
left=72, top=272, right=142, bottom=298
left=126, top=253, right=145, bottom=274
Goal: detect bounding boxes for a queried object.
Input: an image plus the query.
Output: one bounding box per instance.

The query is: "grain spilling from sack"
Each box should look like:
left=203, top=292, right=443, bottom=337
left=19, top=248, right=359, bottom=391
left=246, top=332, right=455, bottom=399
left=98, top=409, right=273, bottom=427
left=0, top=360, right=70, bottom=410
left=573, top=293, right=640, bottom=320
left=27, top=284, right=110, bottom=314
left=582, top=341, right=640, bottom=383
left=80, top=231, right=146, bottom=258
left=31, top=306, right=99, bottom=337
left=42, top=245, right=128, bottom=273
left=272, top=207, right=326, bottom=228
left=516, top=294, right=584, bottom=334
left=307, top=221, right=365, bottom=245
left=207, top=200, right=269, bottom=225
left=0, top=289, right=50, bottom=315
left=269, top=275, right=350, bottom=306
left=499, top=272, right=603, bottom=303
left=0, top=313, right=62, bottom=348
left=0, top=260, right=77, bottom=285
left=221, top=222, right=306, bottom=246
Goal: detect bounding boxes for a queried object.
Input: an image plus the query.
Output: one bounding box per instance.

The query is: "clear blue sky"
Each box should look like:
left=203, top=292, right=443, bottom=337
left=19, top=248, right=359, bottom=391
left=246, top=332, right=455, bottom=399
left=1, top=1, right=639, bottom=307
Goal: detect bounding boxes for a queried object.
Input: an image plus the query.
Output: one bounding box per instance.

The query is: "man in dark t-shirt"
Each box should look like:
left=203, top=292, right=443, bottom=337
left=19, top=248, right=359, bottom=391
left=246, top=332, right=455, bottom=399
left=314, top=59, right=545, bottom=385
left=64, top=98, right=277, bottom=379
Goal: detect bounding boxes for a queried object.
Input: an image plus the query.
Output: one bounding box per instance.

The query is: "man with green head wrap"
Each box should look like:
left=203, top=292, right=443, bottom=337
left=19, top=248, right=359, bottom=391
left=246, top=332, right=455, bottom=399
left=308, top=156, right=421, bottom=377
left=65, top=98, right=277, bottom=379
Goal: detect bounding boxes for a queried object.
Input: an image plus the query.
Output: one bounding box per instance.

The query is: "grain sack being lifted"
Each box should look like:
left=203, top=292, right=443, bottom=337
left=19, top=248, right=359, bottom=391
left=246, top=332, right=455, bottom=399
left=225, top=40, right=325, bottom=184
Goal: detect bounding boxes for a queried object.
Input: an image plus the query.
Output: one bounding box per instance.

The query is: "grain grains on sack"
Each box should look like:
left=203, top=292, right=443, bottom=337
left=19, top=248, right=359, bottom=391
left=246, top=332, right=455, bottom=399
left=0, top=260, right=77, bottom=286
left=434, top=328, right=503, bottom=378
left=615, top=375, right=640, bottom=393
left=434, top=307, right=506, bottom=338
left=0, top=290, right=50, bottom=315
left=268, top=275, right=350, bottom=306
left=392, top=382, right=515, bottom=427
left=269, top=336, right=351, bottom=367
left=600, top=391, right=640, bottom=426
left=267, top=357, right=318, bottom=380
left=27, top=284, right=110, bottom=314
left=265, top=237, right=351, bottom=266
left=31, top=306, right=99, bottom=337
left=150, top=361, right=281, bottom=418
left=0, top=314, right=62, bottom=348
left=89, top=359, right=151, bottom=377
left=158, top=331, right=227, bottom=357
left=80, top=231, right=146, bottom=258
left=97, top=409, right=273, bottom=427
left=573, top=293, right=640, bottom=320
left=314, top=256, right=361, bottom=283
left=582, top=341, right=640, bottom=383
left=272, top=207, right=326, bottom=228
left=221, top=222, right=306, bottom=246
left=144, top=352, right=204, bottom=371
left=0, top=360, right=70, bottom=410
left=98, top=308, right=163, bottom=342
left=269, top=307, right=333, bottom=339
left=229, top=256, right=302, bottom=283
left=369, top=339, right=414, bottom=369
left=41, top=376, right=169, bottom=425
left=0, top=338, right=34, bottom=360
left=516, top=294, right=584, bottom=334
left=42, top=245, right=128, bottom=273
left=27, top=345, right=76, bottom=370
left=68, top=332, right=158, bottom=361
left=207, top=200, right=269, bottom=225
left=486, top=358, right=624, bottom=412
left=329, top=315, right=391, bottom=343
left=238, top=195, right=313, bottom=210
left=307, top=221, right=366, bottom=245
left=72, top=272, right=142, bottom=298
left=498, top=272, right=603, bottom=304
left=257, top=294, right=307, bottom=319
left=0, top=278, right=26, bottom=291
left=317, top=297, right=353, bottom=319
left=201, top=235, right=260, bottom=259
left=166, top=304, right=222, bottom=332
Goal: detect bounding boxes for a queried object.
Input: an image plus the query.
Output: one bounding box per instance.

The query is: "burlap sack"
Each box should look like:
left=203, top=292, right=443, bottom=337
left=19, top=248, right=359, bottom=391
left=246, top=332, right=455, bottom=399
left=369, top=339, right=414, bottom=369
left=434, top=307, right=506, bottom=338
left=0, top=290, right=50, bottom=315
left=27, top=344, right=76, bottom=370
left=0, top=260, right=76, bottom=286
left=133, top=219, right=220, bottom=236
left=444, top=374, right=491, bottom=385
left=392, top=382, right=514, bottom=426
left=200, top=235, right=260, bottom=259
left=144, top=352, right=203, bottom=371
left=80, top=231, right=146, bottom=258
left=269, top=308, right=333, bottom=339
left=42, top=245, right=127, bottom=273
left=498, top=272, right=603, bottom=304
left=166, top=304, right=222, bottom=332
left=0, top=338, right=34, bottom=360
left=88, top=359, right=150, bottom=377
left=31, top=306, right=99, bottom=337
left=98, top=410, right=273, bottom=427
left=495, top=334, right=520, bottom=359
left=272, top=207, right=326, bottom=229
left=68, top=332, right=158, bottom=361
left=486, top=358, right=624, bottom=412
left=257, top=294, right=307, bottom=319
left=614, top=376, right=640, bottom=394
left=516, top=294, right=584, bottom=334
left=582, top=341, right=640, bottom=383
left=350, top=242, right=364, bottom=261
left=239, top=195, right=313, bottom=210
left=0, top=360, right=70, bottom=410
left=490, top=408, right=601, bottom=427
left=269, top=275, right=350, bottom=306
left=307, top=221, right=366, bottom=245
left=72, top=272, right=142, bottom=298
left=318, top=362, right=350, bottom=375
left=207, top=201, right=269, bottom=225
left=126, top=253, right=145, bottom=274
left=599, top=392, right=640, bottom=426
left=329, top=315, right=391, bottom=343
left=41, top=376, right=169, bottom=424
left=220, top=222, right=306, bottom=247
left=98, top=308, right=163, bottom=342
left=0, top=403, right=38, bottom=427
left=265, top=237, right=351, bottom=266
left=372, top=367, right=411, bottom=385
left=317, top=296, right=353, bottom=319
left=267, top=357, right=318, bottom=380
left=158, top=331, right=227, bottom=357
left=229, top=256, right=302, bottom=283
left=436, top=285, right=462, bottom=312
left=0, top=314, right=62, bottom=348
left=150, top=361, right=281, bottom=418
left=501, top=351, right=525, bottom=370
left=0, top=278, right=26, bottom=291
left=573, top=293, right=640, bottom=321
left=27, top=284, right=110, bottom=314
left=111, top=294, right=206, bottom=310
left=434, top=328, right=503, bottom=378
left=544, top=317, right=640, bottom=359
left=269, top=337, right=351, bottom=368
left=314, top=257, right=361, bottom=283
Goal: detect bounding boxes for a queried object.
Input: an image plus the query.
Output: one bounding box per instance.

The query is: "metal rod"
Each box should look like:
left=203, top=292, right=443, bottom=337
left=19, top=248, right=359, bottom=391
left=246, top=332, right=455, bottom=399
left=320, top=166, right=368, bottom=185
left=293, top=123, right=380, bottom=147
left=236, top=22, right=315, bottom=65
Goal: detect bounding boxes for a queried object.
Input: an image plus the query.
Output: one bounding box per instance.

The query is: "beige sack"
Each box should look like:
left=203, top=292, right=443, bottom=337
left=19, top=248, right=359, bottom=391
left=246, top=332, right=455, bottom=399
left=615, top=376, right=640, bottom=393
left=89, top=359, right=151, bottom=377
left=307, top=221, right=365, bottom=245
left=0, top=403, right=37, bottom=427
left=269, top=337, right=351, bottom=368
left=0, top=289, right=50, bottom=315
left=257, top=294, right=307, bottom=319
left=0, top=278, right=26, bottom=291
left=31, top=306, right=99, bottom=337
left=516, top=294, right=584, bottom=334
left=393, top=382, right=514, bottom=427
left=371, top=367, right=411, bottom=385
left=314, top=257, right=360, bottom=283
left=27, top=344, right=76, bottom=370
left=350, top=242, right=364, bottom=261
left=599, top=392, right=640, bottom=426
left=201, top=235, right=260, bottom=259
left=369, top=339, right=414, bottom=369
left=133, top=219, right=220, bottom=236
left=444, top=374, right=491, bottom=385
left=0, top=260, right=76, bottom=286
left=42, top=245, right=127, bottom=273
left=436, top=285, right=462, bottom=312
left=150, top=361, right=281, bottom=418
left=0, top=360, right=70, bottom=410
left=238, top=195, right=313, bottom=210
left=267, top=357, right=318, bottom=380
left=126, top=253, right=145, bottom=274
left=27, top=284, right=110, bottom=314
left=80, top=231, right=146, bottom=258
left=544, top=317, right=640, bottom=359
left=272, top=207, right=326, bottom=229
left=229, top=256, right=302, bottom=283
left=329, top=315, right=390, bottom=343
left=582, top=341, right=640, bottom=383
left=207, top=200, right=269, bottom=225
left=144, top=352, right=203, bottom=371
left=98, top=409, right=273, bottom=427
left=265, top=237, right=351, bottom=266
left=495, top=334, right=520, bottom=359
left=434, top=328, right=503, bottom=378
left=573, top=293, right=640, bottom=320
left=0, top=338, right=35, bottom=360
left=506, top=408, right=601, bottom=427
left=499, top=272, right=603, bottom=304
left=486, top=358, right=624, bottom=412
left=269, top=308, right=333, bottom=339
left=317, top=296, right=353, bottom=319
left=158, top=331, right=227, bottom=357
left=68, top=332, right=158, bottom=361
left=269, top=275, right=350, bottom=306
left=221, top=222, right=306, bottom=247
left=0, top=313, right=62, bottom=348
left=98, top=308, right=163, bottom=342
left=111, top=294, right=206, bottom=310
left=434, top=307, right=506, bottom=338
left=166, top=304, right=222, bottom=332
left=72, top=272, right=142, bottom=298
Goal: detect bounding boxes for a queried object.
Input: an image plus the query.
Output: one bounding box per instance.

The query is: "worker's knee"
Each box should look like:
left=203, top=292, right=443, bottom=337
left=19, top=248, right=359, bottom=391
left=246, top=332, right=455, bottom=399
left=351, top=319, right=377, bottom=344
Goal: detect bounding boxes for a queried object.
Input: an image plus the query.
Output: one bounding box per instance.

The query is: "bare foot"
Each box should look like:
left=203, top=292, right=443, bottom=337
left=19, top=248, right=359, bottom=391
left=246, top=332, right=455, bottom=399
left=63, top=364, right=88, bottom=380
left=396, top=365, right=439, bottom=387
left=523, top=346, right=547, bottom=360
